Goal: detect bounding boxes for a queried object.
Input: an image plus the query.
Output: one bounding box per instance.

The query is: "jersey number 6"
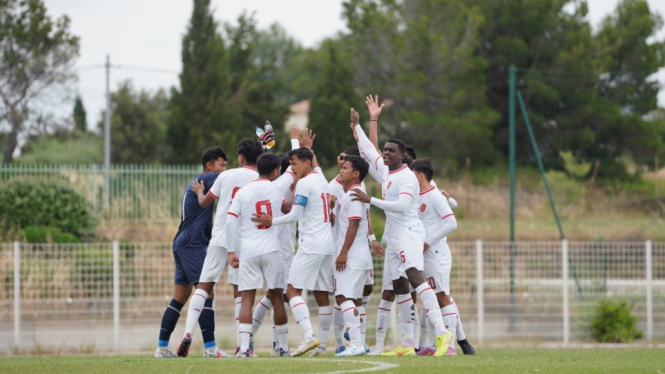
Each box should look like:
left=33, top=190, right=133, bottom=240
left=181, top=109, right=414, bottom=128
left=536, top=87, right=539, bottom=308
left=255, top=200, right=273, bottom=230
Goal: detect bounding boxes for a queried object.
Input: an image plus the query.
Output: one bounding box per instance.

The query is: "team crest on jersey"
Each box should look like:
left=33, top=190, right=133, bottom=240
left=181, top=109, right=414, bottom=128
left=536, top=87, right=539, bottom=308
left=420, top=203, right=427, bottom=212
left=386, top=181, right=392, bottom=190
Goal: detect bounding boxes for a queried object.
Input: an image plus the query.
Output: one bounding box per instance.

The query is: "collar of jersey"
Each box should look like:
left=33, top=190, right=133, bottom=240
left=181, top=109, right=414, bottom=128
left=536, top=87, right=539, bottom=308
left=251, top=179, right=270, bottom=183
left=348, top=184, right=362, bottom=191
left=389, top=164, right=409, bottom=174
left=242, top=166, right=257, bottom=171
left=420, top=186, right=436, bottom=195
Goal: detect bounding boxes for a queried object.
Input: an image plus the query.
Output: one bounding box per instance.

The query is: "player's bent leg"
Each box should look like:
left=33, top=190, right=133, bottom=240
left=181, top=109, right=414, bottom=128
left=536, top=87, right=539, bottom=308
left=156, top=283, right=191, bottom=358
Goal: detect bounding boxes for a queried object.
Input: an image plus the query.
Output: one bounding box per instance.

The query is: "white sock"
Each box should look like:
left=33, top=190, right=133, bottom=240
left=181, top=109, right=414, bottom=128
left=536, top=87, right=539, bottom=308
left=396, top=294, right=415, bottom=347
left=289, top=297, right=314, bottom=339
left=271, top=309, right=278, bottom=346
left=416, top=283, right=447, bottom=335
left=375, top=299, right=392, bottom=348
left=362, top=295, right=370, bottom=309
left=357, top=305, right=367, bottom=346
left=235, top=297, right=242, bottom=347
left=419, top=309, right=429, bottom=349
left=413, top=305, right=420, bottom=349
left=318, top=305, right=333, bottom=349
left=452, top=299, right=466, bottom=341
left=427, top=314, right=435, bottom=349
left=333, top=304, right=345, bottom=350
left=275, top=324, right=289, bottom=351
left=251, top=297, right=272, bottom=341
left=341, top=301, right=361, bottom=347
left=442, top=305, right=457, bottom=344
left=239, top=322, right=252, bottom=352
left=185, top=289, right=208, bottom=335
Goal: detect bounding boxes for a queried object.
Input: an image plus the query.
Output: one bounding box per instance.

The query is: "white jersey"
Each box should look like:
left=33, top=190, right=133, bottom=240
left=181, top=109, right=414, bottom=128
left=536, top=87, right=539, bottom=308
left=227, top=179, right=285, bottom=259
left=335, top=184, right=372, bottom=270
left=418, top=185, right=454, bottom=261
left=293, top=171, right=334, bottom=255
left=209, top=167, right=258, bottom=249
left=328, top=177, right=366, bottom=243
left=379, top=165, right=426, bottom=240
left=278, top=186, right=297, bottom=259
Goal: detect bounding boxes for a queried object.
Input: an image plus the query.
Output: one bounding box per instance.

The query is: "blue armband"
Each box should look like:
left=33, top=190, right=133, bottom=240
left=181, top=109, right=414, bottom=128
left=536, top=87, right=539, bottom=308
left=294, top=194, right=308, bottom=207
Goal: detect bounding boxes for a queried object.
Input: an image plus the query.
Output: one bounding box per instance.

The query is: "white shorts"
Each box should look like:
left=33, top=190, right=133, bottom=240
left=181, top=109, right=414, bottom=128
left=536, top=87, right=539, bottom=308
left=385, top=234, right=425, bottom=281
left=365, top=268, right=375, bottom=286
left=199, top=245, right=228, bottom=283
left=334, top=268, right=370, bottom=299
left=239, top=251, right=284, bottom=292
left=288, top=251, right=334, bottom=292
left=281, top=251, right=294, bottom=291
left=423, top=256, right=451, bottom=295
left=228, top=264, right=239, bottom=285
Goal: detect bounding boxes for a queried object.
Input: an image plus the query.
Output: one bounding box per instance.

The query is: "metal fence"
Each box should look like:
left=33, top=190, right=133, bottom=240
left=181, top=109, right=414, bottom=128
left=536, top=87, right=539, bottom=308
left=0, top=163, right=201, bottom=221
left=1, top=240, right=663, bottom=354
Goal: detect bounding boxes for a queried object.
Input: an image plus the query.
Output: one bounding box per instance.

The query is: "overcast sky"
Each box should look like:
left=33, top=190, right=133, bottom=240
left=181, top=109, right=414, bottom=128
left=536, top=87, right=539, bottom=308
left=44, top=0, right=665, bottom=131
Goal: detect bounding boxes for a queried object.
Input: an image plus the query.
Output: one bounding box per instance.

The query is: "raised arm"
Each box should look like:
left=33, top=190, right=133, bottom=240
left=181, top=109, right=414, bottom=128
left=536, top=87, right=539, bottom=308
left=354, top=122, right=385, bottom=183
left=365, top=95, right=384, bottom=154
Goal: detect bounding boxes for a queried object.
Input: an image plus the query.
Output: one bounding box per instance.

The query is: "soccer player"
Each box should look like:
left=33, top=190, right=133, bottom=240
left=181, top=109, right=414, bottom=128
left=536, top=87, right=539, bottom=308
left=154, top=147, right=227, bottom=359
left=252, top=147, right=335, bottom=357
left=225, top=153, right=292, bottom=357
left=332, top=155, right=373, bottom=357
left=351, top=97, right=454, bottom=357
left=177, top=138, right=270, bottom=357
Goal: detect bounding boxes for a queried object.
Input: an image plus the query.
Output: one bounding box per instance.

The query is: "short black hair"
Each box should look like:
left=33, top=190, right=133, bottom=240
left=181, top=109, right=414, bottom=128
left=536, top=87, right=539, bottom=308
left=411, top=158, right=434, bottom=181
left=345, top=155, right=369, bottom=182
left=201, top=147, right=227, bottom=169
left=402, top=156, right=414, bottom=167
left=257, top=153, right=282, bottom=176
left=385, top=138, right=406, bottom=154
left=288, top=147, right=314, bottom=162
left=279, top=153, right=290, bottom=175
left=343, top=146, right=360, bottom=157
left=237, top=138, right=263, bottom=164
left=405, top=145, right=417, bottom=160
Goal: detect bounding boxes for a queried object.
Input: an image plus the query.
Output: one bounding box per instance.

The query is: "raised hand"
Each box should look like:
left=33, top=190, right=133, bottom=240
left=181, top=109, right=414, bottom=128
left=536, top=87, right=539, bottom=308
left=299, top=128, right=316, bottom=149
left=290, top=126, right=301, bottom=140
left=365, top=95, right=385, bottom=120
left=350, top=123, right=359, bottom=142
left=351, top=108, right=359, bottom=125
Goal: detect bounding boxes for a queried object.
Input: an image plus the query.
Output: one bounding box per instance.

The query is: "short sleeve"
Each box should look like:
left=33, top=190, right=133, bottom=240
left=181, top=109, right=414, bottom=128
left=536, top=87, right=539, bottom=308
left=432, top=192, right=454, bottom=220
left=397, top=175, right=418, bottom=199
left=208, top=173, right=223, bottom=199
left=228, top=189, right=242, bottom=217
left=293, top=178, right=310, bottom=207
left=347, top=198, right=364, bottom=221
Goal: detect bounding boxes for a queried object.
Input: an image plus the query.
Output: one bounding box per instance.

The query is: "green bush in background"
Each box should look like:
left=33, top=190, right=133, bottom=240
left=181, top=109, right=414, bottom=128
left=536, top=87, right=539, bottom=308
left=591, top=299, right=643, bottom=343
left=24, top=226, right=80, bottom=243
left=0, top=178, right=96, bottom=240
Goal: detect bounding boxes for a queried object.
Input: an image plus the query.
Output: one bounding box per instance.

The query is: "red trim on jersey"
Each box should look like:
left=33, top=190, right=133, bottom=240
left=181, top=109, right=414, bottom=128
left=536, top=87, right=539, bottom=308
left=374, top=156, right=381, bottom=170
left=242, top=166, right=257, bottom=171
left=420, top=186, right=436, bottom=195
left=418, top=287, right=432, bottom=296
left=227, top=212, right=239, bottom=218
left=251, top=179, right=269, bottom=183
left=282, top=198, right=287, bottom=204
left=333, top=306, right=341, bottom=311
left=208, top=190, right=218, bottom=199
left=343, top=307, right=356, bottom=313
left=306, top=171, right=317, bottom=176
left=348, top=216, right=362, bottom=221
left=286, top=171, right=296, bottom=180
left=335, top=177, right=343, bottom=185
left=441, top=213, right=454, bottom=220
left=399, top=192, right=413, bottom=198
left=397, top=298, right=413, bottom=305
left=389, top=164, right=408, bottom=174
left=349, top=184, right=362, bottom=190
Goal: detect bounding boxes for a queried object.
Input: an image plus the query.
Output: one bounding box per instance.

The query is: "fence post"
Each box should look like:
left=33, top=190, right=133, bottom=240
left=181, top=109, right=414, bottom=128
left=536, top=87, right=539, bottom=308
left=476, top=240, right=484, bottom=344
left=113, top=240, right=120, bottom=353
left=13, top=241, right=21, bottom=352
left=562, top=240, right=569, bottom=344
left=646, top=240, right=653, bottom=342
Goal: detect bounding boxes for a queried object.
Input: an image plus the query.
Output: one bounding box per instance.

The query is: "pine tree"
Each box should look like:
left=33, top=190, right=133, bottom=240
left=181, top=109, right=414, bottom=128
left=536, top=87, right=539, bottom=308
left=307, top=40, right=360, bottom=167
left=167, top=0, right=230, bottom=163
left=73, top=95, right=87, bottom=133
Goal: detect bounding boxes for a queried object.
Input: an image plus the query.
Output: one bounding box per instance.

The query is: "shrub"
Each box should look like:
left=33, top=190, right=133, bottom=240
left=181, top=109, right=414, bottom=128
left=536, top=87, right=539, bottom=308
left=591, top=299, right=643, bottom=343
left=24, top=226, right=79, bottom=243
left=0, top=177, right=96, bottom=240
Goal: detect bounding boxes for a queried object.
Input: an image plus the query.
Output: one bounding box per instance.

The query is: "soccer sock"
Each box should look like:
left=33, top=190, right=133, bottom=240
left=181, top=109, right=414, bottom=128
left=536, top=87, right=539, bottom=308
left=375, top=299, right=392, bottom=348
left=239, top=323, right=252, bottom=353
left=418, top=309, right=429, bottom=349
left=271, top=308, right=278, bottom=348
left=452, top=299, right=467, bottom=341
left=415, top=283, right=447, bottom=336
left=341, top=301, right=362, bottom=347
left=199, top=298, right=216, bottom=349
left=318, top=305, right=333, bottom=349
left=333, top=304, right=345, bottom=350
left=357, top=305, right=367, bottom=346
left=251, top=297, right=272, bottom=342
left=158, top=298, right=183, bottom=348
left=289, top=297, right=314, bottom=339
left=442, top=305, right=457, bottom=347
left=184, top=289, right=208, bottom=336
left=234, top=297, right=242, bottom=347
left=426, top=313, right=436, bottom=348
left=275, top=324, right=289, bottom=351
left=396, top=294, right=415, bottom=347
left=362, top=295, right=370, bottom=310
left=413, top=305, right=420, bottom=349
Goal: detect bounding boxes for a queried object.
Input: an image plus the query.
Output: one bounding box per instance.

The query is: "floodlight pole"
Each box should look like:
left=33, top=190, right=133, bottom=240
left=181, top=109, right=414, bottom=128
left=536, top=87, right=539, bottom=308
left=508, top=65, right=516, bottom=330
left=103, top=55, right=111, bottom=211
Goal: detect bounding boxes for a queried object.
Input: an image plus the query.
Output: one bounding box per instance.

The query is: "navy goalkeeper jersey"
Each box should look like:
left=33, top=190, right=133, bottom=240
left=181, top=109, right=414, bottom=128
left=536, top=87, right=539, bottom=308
left=172, top=171, right=219, bottom=252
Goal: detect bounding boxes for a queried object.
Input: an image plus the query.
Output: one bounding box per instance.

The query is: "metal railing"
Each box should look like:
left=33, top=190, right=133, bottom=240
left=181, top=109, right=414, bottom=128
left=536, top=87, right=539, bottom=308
left=1, top=240, right=663, bottom=354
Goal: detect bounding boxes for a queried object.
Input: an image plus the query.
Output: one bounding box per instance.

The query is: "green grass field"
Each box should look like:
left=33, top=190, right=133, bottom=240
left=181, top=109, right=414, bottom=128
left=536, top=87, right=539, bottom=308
left=1, top=350, right=664, bottom=374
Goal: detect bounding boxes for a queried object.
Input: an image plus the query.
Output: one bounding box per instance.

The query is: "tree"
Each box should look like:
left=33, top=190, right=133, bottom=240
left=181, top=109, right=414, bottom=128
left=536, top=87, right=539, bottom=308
left=0, top=0, right=79, bottom=163
left=167, top=0, right=229, bottom=164
left=99, top=81, right=168, bottom=164
left=307, top=40, right=360, bottom=167
left=73, top=95, right=86, bottom=133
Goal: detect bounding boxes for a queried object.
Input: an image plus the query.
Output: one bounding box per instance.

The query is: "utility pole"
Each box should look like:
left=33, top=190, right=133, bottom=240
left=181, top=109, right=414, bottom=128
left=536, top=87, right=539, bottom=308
left=103, top=55, right=111, bottom=210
